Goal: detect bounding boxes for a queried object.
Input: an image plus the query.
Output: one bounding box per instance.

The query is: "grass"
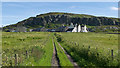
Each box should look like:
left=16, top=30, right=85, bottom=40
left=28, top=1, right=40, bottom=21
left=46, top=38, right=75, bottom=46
left=38, top=34, right=53, bottom=66
left=53, top=35, right=73, bottom=67
left=2, top=32, right=73, bottom=67
left=2, top=32, right=119, bottom=67
left=2, top=32, right=53, bottom=66
left=55, top=32, right=119, bottom=67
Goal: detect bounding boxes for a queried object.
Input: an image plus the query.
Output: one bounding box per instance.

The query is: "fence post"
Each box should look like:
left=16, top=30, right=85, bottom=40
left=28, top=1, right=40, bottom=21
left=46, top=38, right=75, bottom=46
left=15, top=54, right=18, bottom=66
left=96, top=52, right=99, bottom=61
left=82, top=45, right=84, bottom=52
left=75, top=42, right=76, bottom=46
left=111, top=49, right=113, bottom=60
left=31, top=48, right=34, bottom=53
left=88, top=46, right=90, bottom=51
left=97, top=53, right=99, bottom=57
left=26, top=50, right=29, bottom=58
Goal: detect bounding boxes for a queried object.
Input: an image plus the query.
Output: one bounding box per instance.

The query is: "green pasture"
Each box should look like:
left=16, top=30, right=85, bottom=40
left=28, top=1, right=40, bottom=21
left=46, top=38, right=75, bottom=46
left=55, top=32, right=119, bottom=67
left=2, top=32, right=119, bottom=67
left=2, top=32, right=53, bottom=66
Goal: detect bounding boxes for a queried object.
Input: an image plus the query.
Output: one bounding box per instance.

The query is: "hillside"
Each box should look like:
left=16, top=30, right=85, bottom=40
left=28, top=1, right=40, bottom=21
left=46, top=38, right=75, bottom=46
left=3, top=12, right=120, bottom=31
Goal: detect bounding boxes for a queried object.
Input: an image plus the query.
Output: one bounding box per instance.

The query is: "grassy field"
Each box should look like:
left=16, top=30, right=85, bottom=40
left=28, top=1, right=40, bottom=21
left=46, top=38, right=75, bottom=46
left=2, top=32, right=74, bottom=67
left=2, top=32, right=53, bottom=66
left=2, top=32, right=119, bottom=67
left=55, top=32, right=119, bottom=67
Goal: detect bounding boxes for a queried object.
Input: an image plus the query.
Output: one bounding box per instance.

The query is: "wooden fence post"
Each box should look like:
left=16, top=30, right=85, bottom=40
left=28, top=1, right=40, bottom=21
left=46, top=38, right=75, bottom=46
left=111, top=49, right=113, bottom=60
left=82, top=45, right=84, bottom=52
left=97, top=53, right=99, bottom=57
left=88, top=46, right=90, bottom=51
left=74, top=42, right=76, bottom=45
left=15, top=54, right=18, bottom=66
left=26, top=50, right=29, bottom=58
left=31, top=48, right=34, bottom=53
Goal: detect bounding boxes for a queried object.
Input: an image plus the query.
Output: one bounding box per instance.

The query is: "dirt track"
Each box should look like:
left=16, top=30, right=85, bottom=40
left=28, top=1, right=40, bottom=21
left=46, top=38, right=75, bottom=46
left=51, top=39, right=60, bottom=68
left=56, top=41, right=79, bottom=68
left=51, top=36, right=79, bottom=68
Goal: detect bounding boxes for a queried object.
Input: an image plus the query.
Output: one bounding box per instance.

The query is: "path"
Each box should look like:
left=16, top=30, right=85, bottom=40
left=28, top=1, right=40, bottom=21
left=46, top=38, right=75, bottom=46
left=51, top=38, right=60, bottom=68
left=56, top=41, right=79, bottom=68
left=51, top=35, right=79, bottom=68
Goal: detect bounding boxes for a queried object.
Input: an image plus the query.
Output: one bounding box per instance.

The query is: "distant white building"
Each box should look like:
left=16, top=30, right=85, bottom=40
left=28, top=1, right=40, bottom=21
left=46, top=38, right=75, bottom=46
left=66, top=23, right=88, bottom=32
left=72, top=24, right=78, bottom=32
left=81, top=25, right=88, bottom=32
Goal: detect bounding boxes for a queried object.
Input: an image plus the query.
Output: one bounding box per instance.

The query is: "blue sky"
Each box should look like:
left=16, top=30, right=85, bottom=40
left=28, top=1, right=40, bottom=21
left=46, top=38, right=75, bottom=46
left=1, top=0, right=119, bottom=2
left=2, top=2, right=118, bottom=26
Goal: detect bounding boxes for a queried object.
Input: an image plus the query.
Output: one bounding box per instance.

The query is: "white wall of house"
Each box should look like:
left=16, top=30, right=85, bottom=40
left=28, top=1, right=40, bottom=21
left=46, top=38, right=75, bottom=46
left=81, top=25, right=88, bottom=32
left=78, top=24, right=81, bottom=32
left=72, top=26, right=77, bottom=32
left=72, top=24, right=78, bottom=32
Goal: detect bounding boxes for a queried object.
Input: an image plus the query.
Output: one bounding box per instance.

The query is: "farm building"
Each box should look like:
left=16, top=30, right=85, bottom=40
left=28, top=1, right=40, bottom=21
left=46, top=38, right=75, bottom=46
left=66, top=23, right=88, bottom=32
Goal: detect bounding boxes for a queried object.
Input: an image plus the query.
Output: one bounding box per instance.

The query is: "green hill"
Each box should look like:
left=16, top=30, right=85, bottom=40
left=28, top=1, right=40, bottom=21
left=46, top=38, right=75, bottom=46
left=3, top=12, right=120, bottom=31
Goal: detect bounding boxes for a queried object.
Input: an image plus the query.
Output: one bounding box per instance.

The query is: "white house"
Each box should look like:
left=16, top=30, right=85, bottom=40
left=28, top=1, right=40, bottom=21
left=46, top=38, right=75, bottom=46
left=72, top=24, right=78, bottom=32
left=81, top=25, right=88, bottom=32
left=66, top=23, right=88, bottom=32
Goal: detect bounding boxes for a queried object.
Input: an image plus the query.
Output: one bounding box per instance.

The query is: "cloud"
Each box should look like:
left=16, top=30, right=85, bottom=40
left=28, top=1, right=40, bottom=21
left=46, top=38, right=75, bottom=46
left=110, top=7, right=120, bottom=11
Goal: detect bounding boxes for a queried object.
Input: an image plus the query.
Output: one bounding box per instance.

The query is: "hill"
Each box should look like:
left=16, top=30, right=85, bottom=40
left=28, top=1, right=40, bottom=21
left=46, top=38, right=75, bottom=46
left=3, top=12, right=120, bottom=31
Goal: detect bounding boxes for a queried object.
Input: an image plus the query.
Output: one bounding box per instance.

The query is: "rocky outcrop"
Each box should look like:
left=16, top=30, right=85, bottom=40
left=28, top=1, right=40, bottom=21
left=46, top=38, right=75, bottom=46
left=3, top=12, right=120, bottom=30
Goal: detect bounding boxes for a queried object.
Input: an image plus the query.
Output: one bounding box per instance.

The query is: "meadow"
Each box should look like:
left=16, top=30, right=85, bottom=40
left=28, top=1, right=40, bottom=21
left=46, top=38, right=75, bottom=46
left=2, top=32, right=119, bottom=67
left=55, top=32, right=119, bottom=67
left=2, top=32, right=53, bottom=66
left=2, top=32, right=74, bottom=67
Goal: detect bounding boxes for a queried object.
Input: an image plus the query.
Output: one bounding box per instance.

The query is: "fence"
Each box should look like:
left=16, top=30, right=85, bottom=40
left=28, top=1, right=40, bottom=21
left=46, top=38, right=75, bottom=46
left=2, top=34, right=50, bottom=66
left=65, top=39, right=118, bottom=63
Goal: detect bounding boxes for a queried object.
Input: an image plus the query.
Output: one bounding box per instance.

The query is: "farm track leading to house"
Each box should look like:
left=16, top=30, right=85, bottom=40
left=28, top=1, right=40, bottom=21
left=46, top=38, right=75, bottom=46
left=56, top=41, right=79, bottom=67
left=51, top=38, right=60, bottom=67
left=52, top=35, right=79, bottom=68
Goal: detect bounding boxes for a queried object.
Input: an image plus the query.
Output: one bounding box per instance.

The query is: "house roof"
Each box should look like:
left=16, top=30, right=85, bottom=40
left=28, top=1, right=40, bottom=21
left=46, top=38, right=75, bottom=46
left=66, top=28, right=74, bottom=31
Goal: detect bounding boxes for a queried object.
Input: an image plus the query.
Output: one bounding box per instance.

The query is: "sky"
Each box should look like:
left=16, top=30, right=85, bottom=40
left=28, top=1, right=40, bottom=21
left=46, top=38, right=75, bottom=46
left=2, top=2, right=119, bottom=27
left=1, top=0, right=119, bottom=2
